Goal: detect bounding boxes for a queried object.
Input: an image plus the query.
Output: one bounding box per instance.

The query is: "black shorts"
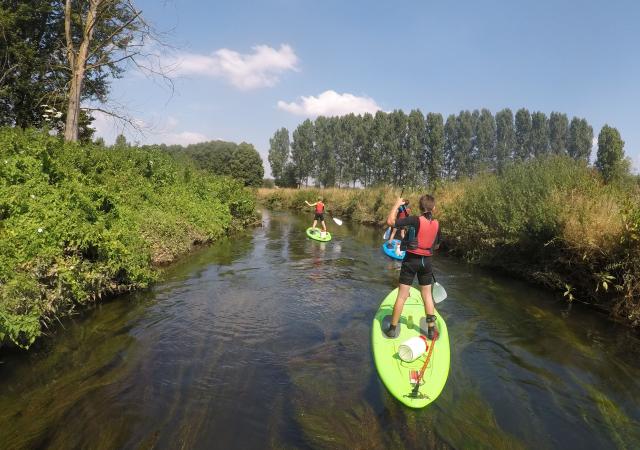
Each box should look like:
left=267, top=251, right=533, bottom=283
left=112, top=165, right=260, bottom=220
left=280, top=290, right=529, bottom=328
left=399, top=252, right=433, bottom=286
left=314, top=213, right=325, bottom=221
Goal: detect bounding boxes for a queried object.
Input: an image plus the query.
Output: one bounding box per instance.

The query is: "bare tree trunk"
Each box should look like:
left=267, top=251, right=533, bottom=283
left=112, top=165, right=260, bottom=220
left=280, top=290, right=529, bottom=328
left=64, top=0, right=101, bottom=142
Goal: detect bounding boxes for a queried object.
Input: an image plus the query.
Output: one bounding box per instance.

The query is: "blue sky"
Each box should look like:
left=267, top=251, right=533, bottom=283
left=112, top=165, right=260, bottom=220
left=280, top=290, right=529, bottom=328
left=94, top=0, right=640, bottom=174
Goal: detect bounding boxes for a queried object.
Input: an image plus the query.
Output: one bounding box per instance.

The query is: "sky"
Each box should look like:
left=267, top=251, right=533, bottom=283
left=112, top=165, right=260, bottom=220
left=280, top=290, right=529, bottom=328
left=93, top=0, right=640, bottom=175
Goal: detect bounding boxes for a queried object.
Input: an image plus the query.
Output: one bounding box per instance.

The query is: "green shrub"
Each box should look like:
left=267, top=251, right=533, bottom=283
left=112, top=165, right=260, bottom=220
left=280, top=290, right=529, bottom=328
left=0, top=128, right=257, bottom=348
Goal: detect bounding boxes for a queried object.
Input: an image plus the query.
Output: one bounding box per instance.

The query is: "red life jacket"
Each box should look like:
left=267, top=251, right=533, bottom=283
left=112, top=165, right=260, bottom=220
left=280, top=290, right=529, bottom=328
left=407, top=216, right=439, bottom=256
left=397, top=205, right=411, bottom=219
left=315, top=202, right=324, bottom=213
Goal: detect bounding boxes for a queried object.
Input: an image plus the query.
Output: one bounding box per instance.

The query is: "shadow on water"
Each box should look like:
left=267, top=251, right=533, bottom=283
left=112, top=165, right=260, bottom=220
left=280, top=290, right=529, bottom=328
left=1, top=209, right=639, bottom=449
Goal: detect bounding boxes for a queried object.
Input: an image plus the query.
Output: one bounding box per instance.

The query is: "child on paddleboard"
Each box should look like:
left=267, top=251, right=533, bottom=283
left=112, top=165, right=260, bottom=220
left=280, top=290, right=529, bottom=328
left=387, top=201, right=411, bottom=255
left=384, top=194, right=441, bottom=340
left=304, top=196, right=327, bottom=235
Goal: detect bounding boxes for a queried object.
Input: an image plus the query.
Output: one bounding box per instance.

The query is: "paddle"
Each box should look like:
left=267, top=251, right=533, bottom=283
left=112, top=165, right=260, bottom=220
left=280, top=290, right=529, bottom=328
left=431, top=274, right=447, bottom=303
left=330, top=212, right=343, bottom=226
left=409, top=328, right=438, bottom=398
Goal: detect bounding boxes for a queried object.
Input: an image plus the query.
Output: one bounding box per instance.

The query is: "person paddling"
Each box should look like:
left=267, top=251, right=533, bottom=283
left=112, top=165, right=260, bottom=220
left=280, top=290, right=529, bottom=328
left=384, top=194, right=441, bottom=340
left=304, top=197, right=327, bottom=234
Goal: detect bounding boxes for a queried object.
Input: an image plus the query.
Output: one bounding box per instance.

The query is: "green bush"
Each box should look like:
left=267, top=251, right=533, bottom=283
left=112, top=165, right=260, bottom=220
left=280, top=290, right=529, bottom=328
left=0, top=128, right=257, bottom=348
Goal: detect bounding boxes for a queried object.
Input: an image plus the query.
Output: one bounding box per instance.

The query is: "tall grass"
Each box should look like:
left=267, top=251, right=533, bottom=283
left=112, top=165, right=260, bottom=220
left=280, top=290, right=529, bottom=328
left=0, top=128, right=257, bottom=348
left=258, top=156, right=640, bottom=328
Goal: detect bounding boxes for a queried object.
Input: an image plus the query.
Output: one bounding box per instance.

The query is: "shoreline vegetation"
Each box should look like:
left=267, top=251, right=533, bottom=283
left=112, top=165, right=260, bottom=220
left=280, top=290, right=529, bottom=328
left=258, top=156, right=640, bottom=329
left=0, top=128, right=258, bottom=349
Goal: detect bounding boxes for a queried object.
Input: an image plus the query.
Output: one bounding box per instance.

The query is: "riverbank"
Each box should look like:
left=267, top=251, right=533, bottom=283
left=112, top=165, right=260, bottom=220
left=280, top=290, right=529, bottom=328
left=0, top=128, right=257, bottom=348
left=258, top=156, right=640, bottom=329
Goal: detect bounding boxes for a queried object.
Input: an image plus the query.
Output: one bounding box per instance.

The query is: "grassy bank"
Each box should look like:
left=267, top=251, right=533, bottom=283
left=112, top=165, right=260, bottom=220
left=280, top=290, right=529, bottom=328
left=258, top=156, right=640, bottom=328
left=0, top=128, right=257, bottom=348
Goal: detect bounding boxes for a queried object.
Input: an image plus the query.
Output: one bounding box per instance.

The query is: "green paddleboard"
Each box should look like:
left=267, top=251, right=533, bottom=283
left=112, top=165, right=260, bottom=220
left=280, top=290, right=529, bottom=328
left=372, top=287, right=450, bottom=408
left=306, top=227, right=332, bottom=242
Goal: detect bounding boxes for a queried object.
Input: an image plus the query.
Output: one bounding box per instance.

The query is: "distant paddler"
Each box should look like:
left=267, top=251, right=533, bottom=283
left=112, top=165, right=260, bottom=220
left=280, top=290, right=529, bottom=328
left=304, top=196, right=328, bottom=237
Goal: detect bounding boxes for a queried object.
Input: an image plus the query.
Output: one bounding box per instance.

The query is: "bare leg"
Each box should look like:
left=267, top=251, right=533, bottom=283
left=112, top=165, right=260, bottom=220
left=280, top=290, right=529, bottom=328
left=419, top=284, right=435, bottom=317
left=388, top=227, right=397, bottom=244
left=312, top=219, right=317, bottom=229
left=419, top=284, right=436, bottom=338
left=390, top=283, right=411, bottom=326
left=321, top=220, right=327, bottom=232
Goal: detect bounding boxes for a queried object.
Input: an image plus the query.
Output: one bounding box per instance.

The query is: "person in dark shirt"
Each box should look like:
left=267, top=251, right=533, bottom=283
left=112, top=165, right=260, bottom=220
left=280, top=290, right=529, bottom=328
left=384, top=194, right=441, bottom=340
left=387, top=201, right=411, bottom=255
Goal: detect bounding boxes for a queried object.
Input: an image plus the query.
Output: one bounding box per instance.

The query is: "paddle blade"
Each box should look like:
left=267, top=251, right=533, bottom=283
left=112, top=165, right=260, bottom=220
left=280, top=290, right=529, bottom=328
left=383, top=227, right=391, bottom=240
left=332, top=217, right=343, bottom=226
left=432, top=282, right=447, bottom=303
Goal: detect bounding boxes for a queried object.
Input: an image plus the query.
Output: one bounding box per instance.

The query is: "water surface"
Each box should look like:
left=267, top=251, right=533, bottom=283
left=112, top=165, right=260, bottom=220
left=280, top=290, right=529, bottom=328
left=1, top=210, right=639, bottom=449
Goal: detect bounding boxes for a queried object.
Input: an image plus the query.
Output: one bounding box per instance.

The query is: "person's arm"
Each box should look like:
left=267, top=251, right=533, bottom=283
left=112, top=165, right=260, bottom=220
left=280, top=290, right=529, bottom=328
left=434, top=228, right=442, bottom=250
left=304, top=201, right=317, bottom=207
left=386, top=198, right=405, bottom=227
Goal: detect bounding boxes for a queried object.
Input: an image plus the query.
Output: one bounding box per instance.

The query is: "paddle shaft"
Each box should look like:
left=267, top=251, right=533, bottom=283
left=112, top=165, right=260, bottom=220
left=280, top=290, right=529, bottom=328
left=411, top=329, right=437, bottom=394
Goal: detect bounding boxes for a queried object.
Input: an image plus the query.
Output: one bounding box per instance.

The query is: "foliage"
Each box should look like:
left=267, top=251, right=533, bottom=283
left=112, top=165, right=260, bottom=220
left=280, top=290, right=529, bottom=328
left=274, top=108, right=616, bottom=189
left=0, top=127, right=256, bottom=348
left=160, top=140, right=265, bottom=187
left=268, top=128, right=290, bottom=186
left=596, top=125, right=628, bottom=184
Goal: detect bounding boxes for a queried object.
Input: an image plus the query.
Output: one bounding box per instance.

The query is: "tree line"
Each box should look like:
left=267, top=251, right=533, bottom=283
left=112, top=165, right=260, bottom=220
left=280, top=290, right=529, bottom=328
left=269, top=109, right=630, bottom=187
left=136, top=139, right=264, bottom=188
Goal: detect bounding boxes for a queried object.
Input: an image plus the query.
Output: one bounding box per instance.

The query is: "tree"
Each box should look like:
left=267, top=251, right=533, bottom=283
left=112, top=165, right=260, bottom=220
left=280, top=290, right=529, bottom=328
left=424, top=112, right=444, bottom=187
left=548, top=112, right=569, bottom=155
left=229, top=143, right=264, bottom=187
left=443, top=114, right=457, bottom=179
left=268, top=127, right=290, bottom=186
left=290, top=119, right=314, bottom=186
left=567, top=117, right=593, bottom=162
left=530, top=111, right=549, bottom=157
left=0, top=1, right=63, bottom=128
left=454, top=110, right=474, bottom=178
left=62, top=0, right=160, bottom=142
left=313, top=116, right=337, bottom=187
left=514, top=108, right=532, bottom=160
left=114, top=133, right=128, bottom=148
left=405, top=109, right=424, bottom=186
left=358, top=113, right=375, bottom=186
left=595, top=125, right=628, bottom=183
left=495, top=108, right=514, bottom=172
left=475, top=109, right=496, bottom=172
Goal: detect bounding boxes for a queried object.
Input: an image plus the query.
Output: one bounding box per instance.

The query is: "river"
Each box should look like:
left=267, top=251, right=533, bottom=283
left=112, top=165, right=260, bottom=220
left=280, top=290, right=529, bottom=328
left=1, top=210, right=639, bottom=449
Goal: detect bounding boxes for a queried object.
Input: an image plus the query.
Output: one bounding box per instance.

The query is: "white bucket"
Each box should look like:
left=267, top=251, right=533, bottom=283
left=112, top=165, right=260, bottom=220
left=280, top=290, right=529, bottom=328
left=398, top=335, right=428, bottom=362
left=320, top=231, right=326, bottom=238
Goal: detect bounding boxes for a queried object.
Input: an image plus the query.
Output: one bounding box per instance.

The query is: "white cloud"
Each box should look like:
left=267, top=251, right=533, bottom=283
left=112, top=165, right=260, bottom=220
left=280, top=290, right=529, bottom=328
left=166, top=44, right=299, bottom=90
left=277, top=90, right=383, bottom=117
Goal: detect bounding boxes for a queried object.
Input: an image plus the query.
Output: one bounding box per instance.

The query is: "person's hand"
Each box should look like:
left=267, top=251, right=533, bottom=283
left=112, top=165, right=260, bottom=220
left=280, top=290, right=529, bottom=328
left=394, top=197, right=405, bottom=207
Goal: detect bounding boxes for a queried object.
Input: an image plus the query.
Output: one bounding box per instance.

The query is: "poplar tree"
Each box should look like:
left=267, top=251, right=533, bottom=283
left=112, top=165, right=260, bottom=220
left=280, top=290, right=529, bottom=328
left=268, top=127, right=290, bottom=185
left=290, top=119, right=314, bottom=186
left=455, top=110, right=474, bottom=178
left=495, top=108, right=515, bottom=172
left=595, top=125, right=628, bottom=183
left=530, top=111, right=549, bottom=157
left=514, top=108, right=532, bottom=160
left=443, top=114, right=457, bottom=179
left=425, top=112, right=444, bottom=186
left=475, top=108, right=496, bottom=172
left=549, top=112, right=569, bottom=155
left=567, top=117, right=593, bottom=163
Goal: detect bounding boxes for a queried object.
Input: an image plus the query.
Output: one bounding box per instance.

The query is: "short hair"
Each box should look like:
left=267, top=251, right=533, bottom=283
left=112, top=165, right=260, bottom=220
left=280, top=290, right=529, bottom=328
left=419, top=194, right=435, bottom=213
